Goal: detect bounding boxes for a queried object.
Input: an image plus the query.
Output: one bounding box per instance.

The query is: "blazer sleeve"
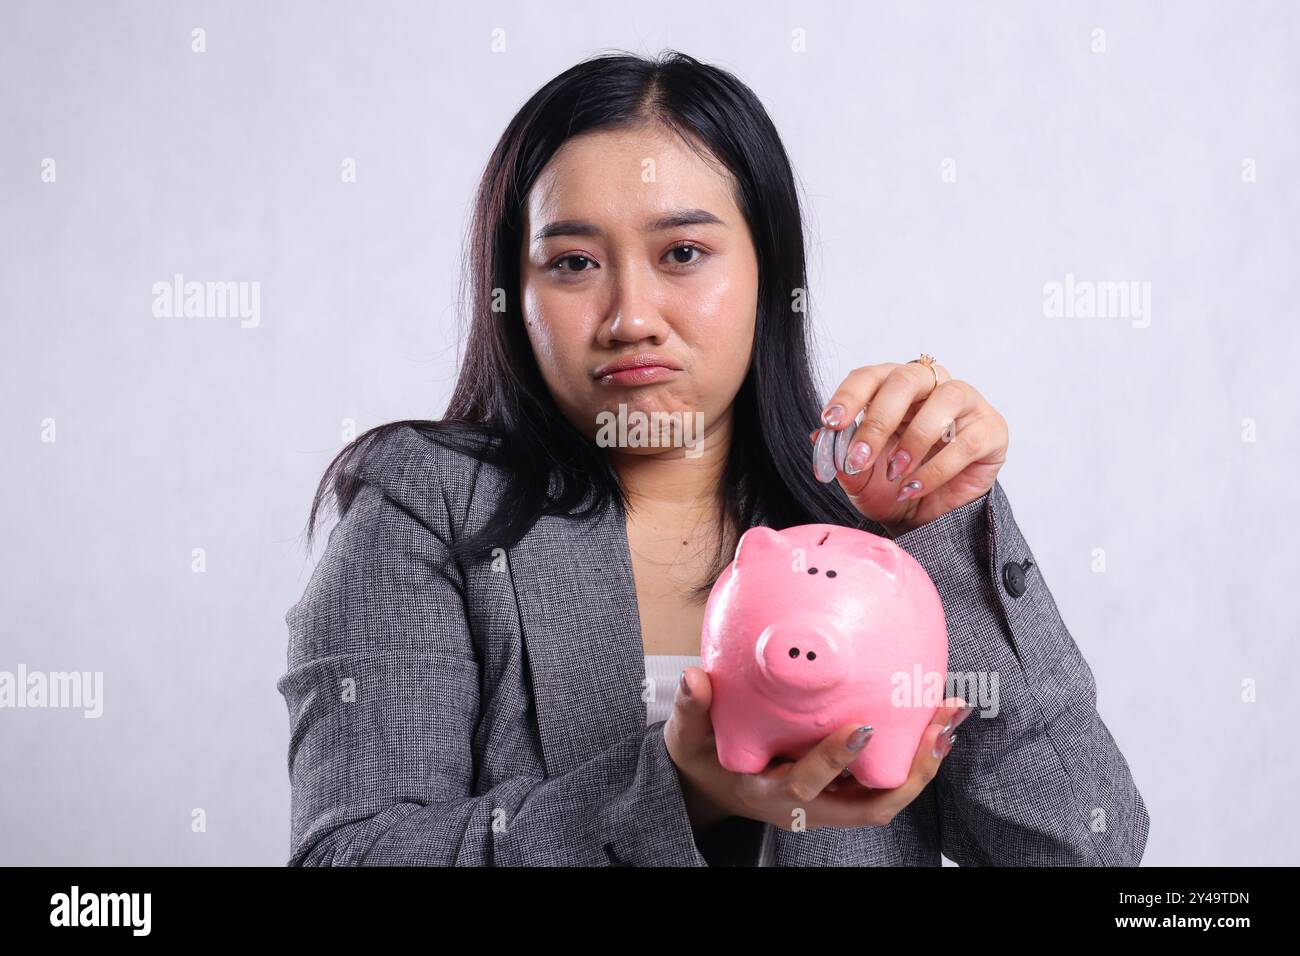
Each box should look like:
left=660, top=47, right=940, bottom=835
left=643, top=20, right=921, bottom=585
left=276, top=436, right=708, bottom=866
left=886, top=479, right=1150, bottom=865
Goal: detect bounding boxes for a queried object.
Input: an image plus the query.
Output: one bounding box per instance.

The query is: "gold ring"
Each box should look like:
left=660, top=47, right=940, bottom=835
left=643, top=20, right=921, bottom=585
left=909, top=353, right=940, bottom=394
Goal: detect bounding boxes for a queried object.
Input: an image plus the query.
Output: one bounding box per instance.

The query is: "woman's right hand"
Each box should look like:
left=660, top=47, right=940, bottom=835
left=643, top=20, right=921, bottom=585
left=665, top=666, right=972, bottom=832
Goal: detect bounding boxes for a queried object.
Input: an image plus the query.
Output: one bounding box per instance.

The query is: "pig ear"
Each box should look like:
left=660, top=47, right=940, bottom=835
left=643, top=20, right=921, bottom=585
left=861, top=535, right=904, bottom=578
left=734, top=526, right=785, bottom=567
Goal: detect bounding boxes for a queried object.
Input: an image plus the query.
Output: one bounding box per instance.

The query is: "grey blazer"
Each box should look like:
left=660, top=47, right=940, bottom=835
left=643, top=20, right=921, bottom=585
left=276, top=424, right=1150, bottom=866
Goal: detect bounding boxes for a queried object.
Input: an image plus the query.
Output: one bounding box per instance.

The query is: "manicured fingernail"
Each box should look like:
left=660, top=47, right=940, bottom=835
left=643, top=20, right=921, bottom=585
left=821, top=404, right=845, bottom=427
left=833, top=419, right=858, bottom=472
left=844, top=441, right=872, bottom=476
left=813, top=427, right=837, bottom=482
left=886, top=449, right=911, bottom=481
left=848, top=725, right=874, bottom=752
left=896, top=479, right=922, bottom=502
left=932, top=730, right=956, bottom=759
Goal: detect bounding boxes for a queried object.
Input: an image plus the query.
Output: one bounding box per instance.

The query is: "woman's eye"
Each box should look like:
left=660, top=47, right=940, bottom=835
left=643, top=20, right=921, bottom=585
left=550, top=254, right=596, bottom=273
left=665, top=243, right=707, bottom=267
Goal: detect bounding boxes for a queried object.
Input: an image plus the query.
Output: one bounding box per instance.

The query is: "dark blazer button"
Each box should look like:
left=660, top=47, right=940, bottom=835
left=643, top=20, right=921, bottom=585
left=1002, top=559, right=1032, bottom=598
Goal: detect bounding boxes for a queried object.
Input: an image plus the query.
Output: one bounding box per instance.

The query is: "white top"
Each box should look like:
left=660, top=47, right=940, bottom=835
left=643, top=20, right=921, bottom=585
left=643, top=654, right=702, bottom=725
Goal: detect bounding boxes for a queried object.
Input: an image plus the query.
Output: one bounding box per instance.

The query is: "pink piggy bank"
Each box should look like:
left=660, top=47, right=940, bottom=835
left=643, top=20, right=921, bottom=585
left=700, top=523, right=949, bottom=790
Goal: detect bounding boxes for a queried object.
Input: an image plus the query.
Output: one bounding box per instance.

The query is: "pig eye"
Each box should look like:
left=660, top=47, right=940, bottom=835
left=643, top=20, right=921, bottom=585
left=826, top=570, right=837, bottom=578
left=788, top=647, right=800, bottom=658
left=807, top=651, right=817, bottom=660
left=807, top=567, right=818, bottom=574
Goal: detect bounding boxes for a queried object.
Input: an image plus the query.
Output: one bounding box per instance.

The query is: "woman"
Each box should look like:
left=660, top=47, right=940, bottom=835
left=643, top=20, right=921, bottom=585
left=276, top=50, right=1149, bottom=866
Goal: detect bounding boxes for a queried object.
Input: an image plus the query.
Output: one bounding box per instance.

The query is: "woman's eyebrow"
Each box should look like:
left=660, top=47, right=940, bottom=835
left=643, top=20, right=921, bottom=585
left=532, top=208, right=725, bottom=242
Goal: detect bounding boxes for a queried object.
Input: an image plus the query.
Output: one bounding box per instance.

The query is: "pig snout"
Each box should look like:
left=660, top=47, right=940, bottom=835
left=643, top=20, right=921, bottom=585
left=755, top=622, right=845, bottom=694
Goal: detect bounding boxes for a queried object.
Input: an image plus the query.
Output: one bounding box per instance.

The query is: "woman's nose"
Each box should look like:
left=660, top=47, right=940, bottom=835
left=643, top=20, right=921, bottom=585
left=603, top=267, right=670, bottom=344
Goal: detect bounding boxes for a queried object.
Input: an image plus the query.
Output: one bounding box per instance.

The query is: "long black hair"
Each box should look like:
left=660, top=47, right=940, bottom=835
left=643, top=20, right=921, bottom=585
left=301, top=49, right=861, bottom=597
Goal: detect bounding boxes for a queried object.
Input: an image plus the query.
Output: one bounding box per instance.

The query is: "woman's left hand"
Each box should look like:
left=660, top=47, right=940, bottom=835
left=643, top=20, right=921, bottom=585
left=810, top=361, right=1008, bottom=537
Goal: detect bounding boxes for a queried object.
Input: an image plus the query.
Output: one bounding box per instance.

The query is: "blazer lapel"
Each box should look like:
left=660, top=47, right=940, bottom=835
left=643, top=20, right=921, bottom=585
left=510, top=496, right=649, bottom=776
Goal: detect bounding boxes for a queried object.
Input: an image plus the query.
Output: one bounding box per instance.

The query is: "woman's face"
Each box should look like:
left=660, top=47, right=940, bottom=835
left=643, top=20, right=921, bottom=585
left=519, top=123, right=759, bottom=455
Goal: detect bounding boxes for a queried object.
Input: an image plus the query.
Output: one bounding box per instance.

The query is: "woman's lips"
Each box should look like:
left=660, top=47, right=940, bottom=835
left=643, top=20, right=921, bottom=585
left=597, top=365, right=680, bottom=386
